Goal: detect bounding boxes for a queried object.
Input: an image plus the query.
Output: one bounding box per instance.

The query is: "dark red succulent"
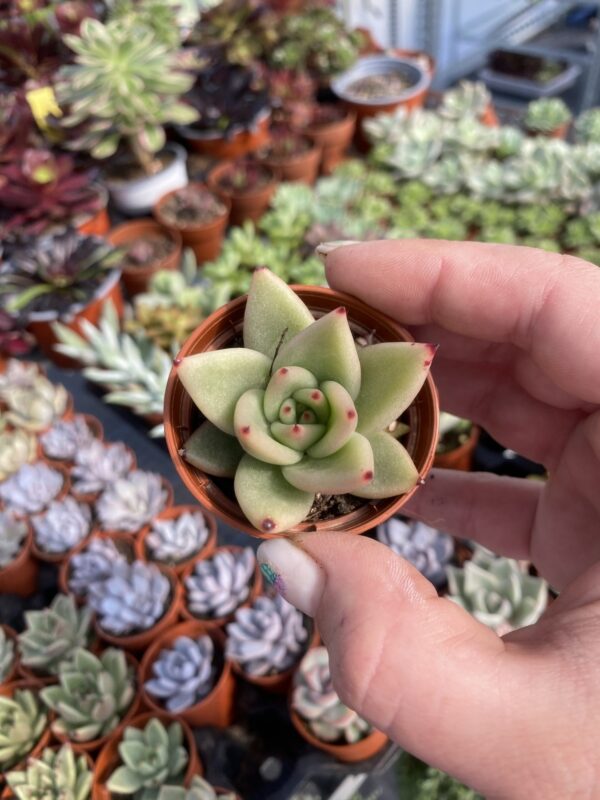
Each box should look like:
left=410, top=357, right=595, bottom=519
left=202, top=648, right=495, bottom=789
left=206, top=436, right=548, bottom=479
left=0, top=309, right=34, bottom=356
left=54, top=0, right=97, bottom=34
left=0, top=10, right=64, bottom=87
left=0, top=90, right=38, bottom=163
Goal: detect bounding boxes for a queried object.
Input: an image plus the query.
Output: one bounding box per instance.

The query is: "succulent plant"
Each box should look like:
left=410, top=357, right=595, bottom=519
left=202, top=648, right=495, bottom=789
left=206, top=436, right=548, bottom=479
left=292, top=646, right=372, bottom=744
left=41, top=647, right=135, bottom=742
left=71, top=440, right=135, bottom=496
left=524, top=97, right=572, bottom=134
left=0, top=427, right=37, bottom=481
left=32, top=496, right=92, bottom=555
left=146, top=512, right=210, bottom=565
left=0, top=310, right=34, bottom=357
left=0, top=510, right=28, bottom=569
left=18, top=594, right=92, bottom=676
left=446, top=547, right=548, bottom=634
left=376, top=517, right=454, bottom=587
left=0, top=627, right=15, bottom=683
left=0, top=90, right=38, bottom=164
left=88, top=560, right=171, bottom=636
left=68, top=536, right=127, bottom=597
left=40, top=415, right=98, bottom=462
left=185, top=547, right=256, bottom=619
left=226, top=594, right=308, bottom=677
left=6, top=743, right=93, bottom=800
left=178, top=268, right=434, bottom=533
left=0, top=462, right=64, bottom=515
left=0, top=688, right=47, bottom=770
left=0, top=359, right=41, bottom=391
left=1, top=372, right=69, bottom=432
left=515, top=202, right=567, bottom=238
left=436, top=411, right=473, bottom=454
left=397, top=752, right=482, bottom=800
left=575, top=107, right=600, bottom=144
left=145, top=634, right=215, bottom=712
left=192, top=0, right=277, bottom=67
left=108, top=0, right=185, bottom=47
left=56, top=18, right=198, bottom=174
left=106, top=718, right=188, bottom=796
left=157, top=776, right=236, bottom=800
left=95, top=470, right=169, bottom=532
left=439, top=80, right=491, bottom=120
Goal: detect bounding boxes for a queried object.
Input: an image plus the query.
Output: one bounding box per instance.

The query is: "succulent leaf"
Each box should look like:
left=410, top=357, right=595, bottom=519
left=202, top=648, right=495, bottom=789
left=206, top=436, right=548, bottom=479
left=263, top=366, right=318, bottom=422
left=282, top=433, right=374, bottom=495
left=306, top=381, right=357, bottom=458
left=352, top=432, right=419, bottom=499
left=185, top=547, right=256, bottom=619
left=234, top=389, right=302, bottom=465
left=183, top=422, right=244, bottom=478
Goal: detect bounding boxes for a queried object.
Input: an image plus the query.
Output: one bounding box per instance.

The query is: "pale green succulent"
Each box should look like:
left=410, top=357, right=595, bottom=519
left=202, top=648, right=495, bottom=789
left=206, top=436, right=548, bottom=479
left=446, top=547, right=548, bottom=634
left=0, top=627, right=15, bottom=683
left=0, top=428, right=37, bottom=481
left=0, top=689, right=47, bottom=771
left=439, top=80, right=491, bottom=120
left=575, top=108, right=600, bottom=143
left=158, top=777, right=236, bottom=800
left=259, top=183, right=314, bottom=248
left=0, top=511, right=28, bottom=569
left=422, top=155, right=464, bottom=194
left=41, top=648, right=135, bottom=743
left=2, top=375, right=69, bottom=433
left=524, top=97, right=572, bottom=134
left=6, top=744, right=93, bottom=800
left=178, top=269, right=434, bottom=534
left=445, top=117, right=498, bottom=152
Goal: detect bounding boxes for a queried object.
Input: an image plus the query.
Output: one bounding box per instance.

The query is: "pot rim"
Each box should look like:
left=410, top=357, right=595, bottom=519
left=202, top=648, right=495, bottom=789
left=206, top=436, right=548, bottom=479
left=105, top=142, right=188, bottom=191
left=331, top=54, right=432, bottom=106
left=177, top=106, right=271, bottom=142
left=25, top=268, right=121, bottom=324
left=154, top=183, right=230, bottom=231
left=207, top=161, right=277, bottom=199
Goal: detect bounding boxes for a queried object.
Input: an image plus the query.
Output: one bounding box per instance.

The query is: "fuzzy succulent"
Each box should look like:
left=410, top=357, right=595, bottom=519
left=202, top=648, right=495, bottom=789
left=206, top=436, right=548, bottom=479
left=1, top=373, right=69, bottom=432
left=107, top=718, right=188, bottom=796
left=226, top=594, right=308, bottom=677
left=41, top=648, right=135, bottom=743
left=446, top=547, right=548, bottom=634
left=0, top=427, right=37, bottom=480
left=71, top=440, right=135, bottom=496
left=157, top=777, right=236, bottom=800
left=0, top=689, right=47, bottom=770
left=145, top=634, right=215, bottom=712
left=88, top=560, right=171, bottom=636
left=32, top=497, right=92, bottom=555
left=439, top=80, right=491, bottom=120
left=95, top=470, right=169, bottom=532
left=40, top=415, right=98, bottom=461
left=0, top=510, right=28, bottom=568
left=185, top=547, right=256, bottom=619
left=575, top=107, right=600, bottom=144
left=18, top=594, right=92, bottom=676
left=0, top=627, right=15, bottom=683
left=292, top=646, right=372, bottom=744
left=0, top=462, right=64, bottom=515
left=376, top=517, right=454, bottom=587
left=68, top=537, right=127, bottom=597
left=524, top=97, right=572, bottom=134
left=6, top=743, right=93, bottom=800
left=178, top=268, right=433, bottom=533
left=146, top=512, right=210, bottom=565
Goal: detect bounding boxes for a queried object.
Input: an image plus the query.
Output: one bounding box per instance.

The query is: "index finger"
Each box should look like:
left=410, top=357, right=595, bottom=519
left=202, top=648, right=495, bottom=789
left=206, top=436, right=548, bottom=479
left=323, top=239, right=600, bottom=405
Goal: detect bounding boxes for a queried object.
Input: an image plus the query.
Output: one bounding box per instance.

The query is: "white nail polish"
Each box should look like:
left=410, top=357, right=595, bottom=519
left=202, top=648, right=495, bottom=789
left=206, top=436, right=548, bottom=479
left=257, top=538, right=325, bottom=617
left=315, top=240, right=361, bottom=263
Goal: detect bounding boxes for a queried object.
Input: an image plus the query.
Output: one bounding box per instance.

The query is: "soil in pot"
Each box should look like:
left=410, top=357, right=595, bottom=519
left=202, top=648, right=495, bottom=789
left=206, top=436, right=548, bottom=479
left=346, top=72, right=415, bottom=101
left=105, top=151, right=175, bottom=184
left=207, top=160, right=277, bottom=225
left=108, top=220, right=182, bottom=296
left=121, top=235, right=177, bottom=271
left=215, top=160, right=274, bottom=194
left=261, top=129, right=320, bottom=184
left=157, top=186, right=228, bottom=229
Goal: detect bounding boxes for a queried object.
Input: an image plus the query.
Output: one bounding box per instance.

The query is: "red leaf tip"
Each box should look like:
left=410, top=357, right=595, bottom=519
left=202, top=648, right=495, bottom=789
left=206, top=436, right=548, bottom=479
left=335, top=306, right=347, bottom=315
left=173, top=357, right=182, bottom=366
left=241, top=426, right=251, bottom=435
left=261, top=518, right=276, bottom=531
left=311, top=391, right=321, bottom=400
left=363, top=470, right=374, bottom=481
left=279, top=367, right=289, bottom=375
left=347, top=409, right=356, bottom=419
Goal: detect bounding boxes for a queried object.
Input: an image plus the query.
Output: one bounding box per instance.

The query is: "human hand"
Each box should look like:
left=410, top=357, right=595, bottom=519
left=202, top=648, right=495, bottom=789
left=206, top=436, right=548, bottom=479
left=257, top=240, right=600, bottom=798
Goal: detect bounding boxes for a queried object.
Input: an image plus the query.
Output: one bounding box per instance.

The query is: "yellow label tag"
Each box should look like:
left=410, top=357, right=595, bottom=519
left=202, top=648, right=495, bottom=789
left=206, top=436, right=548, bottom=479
left=25, top=86, right=62, bottom=130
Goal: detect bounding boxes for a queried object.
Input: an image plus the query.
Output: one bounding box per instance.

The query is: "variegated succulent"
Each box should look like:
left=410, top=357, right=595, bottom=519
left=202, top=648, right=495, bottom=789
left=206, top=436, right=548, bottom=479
left=158, top=777, right=236, bottom=800
left=68, top=536, right=127, bottom=597
left=0, top=689, right=47, bottom=771
left=40, top=415, right=98, bottom=462
left=32, top=497, right=92, bottom=555
left=0, top=627, right=15, bottom=683
left=575, top=108, right=600, bottom=144
left=0, top=426, right=37, bottom=481
left=0, top=462, right=64, bottom=515
left=524, top=97, right=572, bottom=135
left=6, top=743, right=93, bottom=800
left=1, top=373, right=69, bottom=432
left=144, top=634, right=215, bottom=712
left=71, top=440, right=134, bottom=496
left=439, top=80, right=491, bottom=121
left=0, top=510, right=28, bottom=568
left=185, top=547, right=256, bottom=619
left=376, top=517, right=454, bottom=588
left=95, top=470, right=169, bottom=533
left=178, top=268, right=434, bottom=533
left=146, top=511, right=210, bottom=565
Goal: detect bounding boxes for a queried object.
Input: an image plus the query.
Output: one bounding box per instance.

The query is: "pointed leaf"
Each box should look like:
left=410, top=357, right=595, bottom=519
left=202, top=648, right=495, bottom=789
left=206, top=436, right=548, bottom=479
left=292, top=388, right=329, bottom=423
left=352, top=432, right=419, bottom=498
left=263, top=366, right=317, bottom=422
left=283, top=433, right=374, bottom=494
left=307, top=381, right=357, bottom=458
left=107, top=766, right=143, bottom=794
left=234, top=389, right=301, bottom=466
left=183, top=421, right=244, bottom=478
left=271, top=422, right=326, bottom=451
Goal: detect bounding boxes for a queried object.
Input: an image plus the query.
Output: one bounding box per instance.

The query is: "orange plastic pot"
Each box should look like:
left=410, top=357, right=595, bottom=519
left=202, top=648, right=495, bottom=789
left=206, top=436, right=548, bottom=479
left=206, top=162, right=277, bottom=226
left=77, top=185, right=110, bottom=237
left=139, top=621, right=235, bottom=728
left=434, top=425, right=480, bottom=472
left=58, top=531, right=137, bottom=602
left=305, top=107, right=356, bottom=175
left=289, top=707, right=388, bottom=763
left=0, top=681, right=53, bottom=771
left=0, top=524, right=38, bottom=597
left=163, top=285, right=439, bottom=539
left=108, top=219, right=182, bottom=297
left=179, top=110, right=271, bottom=159
left=0, top=625, right=18, bottom=686
left=480, top=104, right=499, bottom=127
left=261, top=137, right=321, bottom=185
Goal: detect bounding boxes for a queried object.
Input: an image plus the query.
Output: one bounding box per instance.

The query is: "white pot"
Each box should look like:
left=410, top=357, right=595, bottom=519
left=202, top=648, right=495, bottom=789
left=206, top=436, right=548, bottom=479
left=107, top=143, right=188, bottom=216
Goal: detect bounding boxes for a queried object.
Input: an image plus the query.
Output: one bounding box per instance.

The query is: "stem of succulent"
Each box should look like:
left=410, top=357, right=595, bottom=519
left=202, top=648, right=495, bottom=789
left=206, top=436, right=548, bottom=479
left=127, top=135, right=163, bottom=177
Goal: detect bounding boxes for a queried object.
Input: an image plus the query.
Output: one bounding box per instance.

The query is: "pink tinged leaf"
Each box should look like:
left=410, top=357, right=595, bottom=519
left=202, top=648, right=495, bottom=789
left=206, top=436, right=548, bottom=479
left=234, top=389, right=302, bottom=466
left=306, top=381, right=357, bottom=458
left=270, top=422, right=326, bottom=451
left=263, top=366, right=318, bottom=422
left=292, top=387, right=329, bottom=423
left=352, top=432, right=418, bottom=499
left=282, top=433, right=374, bottom=495
left=279, top=399, right=297, bottom=424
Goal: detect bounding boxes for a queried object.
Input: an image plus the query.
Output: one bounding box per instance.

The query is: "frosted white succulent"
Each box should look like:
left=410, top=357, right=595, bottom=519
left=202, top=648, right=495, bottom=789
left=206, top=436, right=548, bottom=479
left=0, top=360, right=40, bottom=392
left=71, top=440, right=134, bottom=496
left=40, top=416, right=97, bottom=461
left=145, top=634, right=215, bottom=712
left=0, top=463, right=64, bottom=515
left=2, top=376, right=69, bottom=433
left=33, top=497, right=92, bottom=555
left=0, top=428, right=37, bottom=481
left=95, top=470, right=168, bottom=533
left=0, top=511, right=28, bottom=568
left=185, top=548, right=256, bottom=619
left=68, top=537, right=127, bottom=597
left=146, top=512, right=209, bottom=564
left=376, top=517, right=454, bottom=587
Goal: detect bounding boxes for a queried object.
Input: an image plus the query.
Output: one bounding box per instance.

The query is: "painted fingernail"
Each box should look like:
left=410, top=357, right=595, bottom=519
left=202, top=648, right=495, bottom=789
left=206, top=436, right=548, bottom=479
left=315, top=240, right=361, bottom=263
left=257, top=538, right=325, bottom=617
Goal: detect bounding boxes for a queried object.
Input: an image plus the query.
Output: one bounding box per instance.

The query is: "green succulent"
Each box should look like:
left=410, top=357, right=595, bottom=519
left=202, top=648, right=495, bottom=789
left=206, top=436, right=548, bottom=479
left=519, top=237, right=561, bottom=253
left=562, top=216, right=596, bottom=249
left=6, top=744, right=93, bottom=800
left=574, top=108, right=600, bottom=144
left=516, top=203, right=567, bottom=237
left=447, top=194, right=481, bottom=225
left=157, top=777, right=236, bottom=800
left=108, top=0, right=184, bottom=47
left=41, top=648, right=135, bottom=743
left=107, top=718, right=188, bottom=798
left=476, top=226, right=517, bottom=245
left=476, top=200, right=516, bottom=229
left=0, top=627, right=15, bottom=683
left=524, top=97, right=572, bottom=134
left=396, top=180, right=434, bottom=207
left=258, top=183, right=314, bottom=248
left=391, top=205, right=429, bottom=234
left=423, top=219, right=468, bottom=241
left=574, top=246, right=600, bottom=266
left=0, top=689, right=47, bottom=771
left=439, top=80, right=491, bottom=120
left=178, top=269, right=434, bottom=534
left=397, top=752, right=482, bottom=800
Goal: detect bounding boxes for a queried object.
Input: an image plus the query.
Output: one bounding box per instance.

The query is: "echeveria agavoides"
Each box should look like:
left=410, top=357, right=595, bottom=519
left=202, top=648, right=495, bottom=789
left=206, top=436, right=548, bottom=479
left=177, top=269, right=435, bottom=533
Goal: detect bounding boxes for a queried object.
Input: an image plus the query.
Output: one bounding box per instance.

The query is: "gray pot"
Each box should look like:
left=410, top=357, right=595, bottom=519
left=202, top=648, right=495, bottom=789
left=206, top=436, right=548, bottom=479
left=331, top=55, right=431, bottom=107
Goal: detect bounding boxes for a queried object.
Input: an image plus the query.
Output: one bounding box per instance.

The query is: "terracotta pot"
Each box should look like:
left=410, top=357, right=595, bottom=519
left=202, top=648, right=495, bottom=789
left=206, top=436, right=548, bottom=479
left=153, top=185, right=230, bottom=264
left=77, top=185, right=110, bottom=237
left=261, top=137, right=321, bottom=185
left=41, top=413, right=104, bottom=466
left=92, top=712, right=201, bottom=800
left=178, top=109, right=271, bottom=160
left=69, top=444, right=138, bottom=507
left=0, top=681, right=53, bottom=772
left=434, top=425, right=480, bottom=472
left=26, top=269, right=123, bottom=368
left=480, top=104, right=499, bottom=127
left=305, top=106, right=356, bottom=175
left=526, top=121, right=571, bottom=140
left=0, top=625, right=18, bottom=686
left=139, top=621, right=235, bottom=728
left=58, top=531, right=137, bottom=602
left=289, top=707, right=388, bottom=763
left=108, top=219, right=182, bottom=297
left=0, top=524, right=38, bottom=597
left=206, top=162, right=277, bottom=226
left=163, top=286, right=439, bottom=539
left=180, top=545, right=263, bottom=629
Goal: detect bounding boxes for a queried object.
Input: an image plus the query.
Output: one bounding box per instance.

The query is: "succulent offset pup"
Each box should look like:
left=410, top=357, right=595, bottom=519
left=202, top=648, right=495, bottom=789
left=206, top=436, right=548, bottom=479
left=177, top=269, right=435, bottom=533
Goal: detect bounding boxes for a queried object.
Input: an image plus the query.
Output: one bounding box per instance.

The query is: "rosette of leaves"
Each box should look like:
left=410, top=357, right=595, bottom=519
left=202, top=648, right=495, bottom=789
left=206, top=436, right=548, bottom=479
left=157, top=777, right=236, bottom=800
left=515, top=203, right=567, bottom=238
left=185, top=547, right=256, bottom=619
left=68, top=537, right=127, bottom=597
left=88, top=560, right=171, bottom=636
left=41, top=647, right=135, bottom=743
left=178, top=269, right=434, bottom=533
left=0, top=510, right=28, bottom=568
left=146, top=512, right=209, bottom=565
left=0, top=426, right=37, bottom=480
left=192, top=0, right=277, bottom=67
left=292, top=646, right=371, bottom=744
left=0, top=229, right=122, bottom=319
left=524, top=97, right=572, bottom=134
left=397, top=752, right=482, bottom=800
left=55, top=18, right=198, bottom=175
left=575, top=107, right=600, bottom=144
left=1, top=371, right=69, bottom=432
left=145, top=634, right=215, bottom=712
left=40, top=415, right=97, bottom=462
left=439, top=80, right=491, bottom=120
left=0, top=149, right=102, bottom=237
left=18, top=594, right=92, bottom=676
left=96, top=470, right=169, bottom=532
left=0, top=91, right=38, bottom=164
left=0, top=359, right=40, bottom=391
left=376, top=517, right=454, bottom=587
left=0, top=688, right=47, bottom=771
left=33, top=496, right=92, bottom=555
left=108, top=0, right=185, bottom=47
left=446, top=547, right=548, bottom=634
left=226, top=594, right=308, bottom=677
left=258, top=183, right=314, bottom=249
left=6, top=743, right=93, bottom=800
left=0, top=627, right=15, bottom=683
left=71, top=440, right=135, bottom=496
left=0, top=309, right=34, bottom=357
left=106, top=718, right=188, bottom=796
left=0, top=462, right=64, bottom=515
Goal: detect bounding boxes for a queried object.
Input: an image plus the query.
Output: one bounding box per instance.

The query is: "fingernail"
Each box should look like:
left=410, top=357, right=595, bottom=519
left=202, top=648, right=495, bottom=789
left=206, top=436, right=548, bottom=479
left=257, top=538, right=325, bottom=617
left=315, top=240, right=361, bottom=264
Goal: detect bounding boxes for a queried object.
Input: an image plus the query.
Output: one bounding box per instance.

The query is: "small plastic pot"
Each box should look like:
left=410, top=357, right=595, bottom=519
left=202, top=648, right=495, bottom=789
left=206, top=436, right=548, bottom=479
left=289, top=706, right=388, bottom=763
left=260, top=136, right=321, bottom=185
left=0, top=523, right=38, bottom=597
left=206, top=161, right=277, bottom=226
left=304, top=106, right=356, bottom=175
left=434, top=425, right=480, bottom=472
left=139, top=621, right=235, bottom=728
left=526, top=121, right=571, bottom=140
left=108, top=219, right=182, bottom=297
left=58, top=531, right=137, bottom=602
left=177, top=109, right=271, bottom=160
left=0, top=625, right=18, bottom=686
left=0, top=681, right=53, bottom=772
left=480, top=104, right=499, bottom=127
